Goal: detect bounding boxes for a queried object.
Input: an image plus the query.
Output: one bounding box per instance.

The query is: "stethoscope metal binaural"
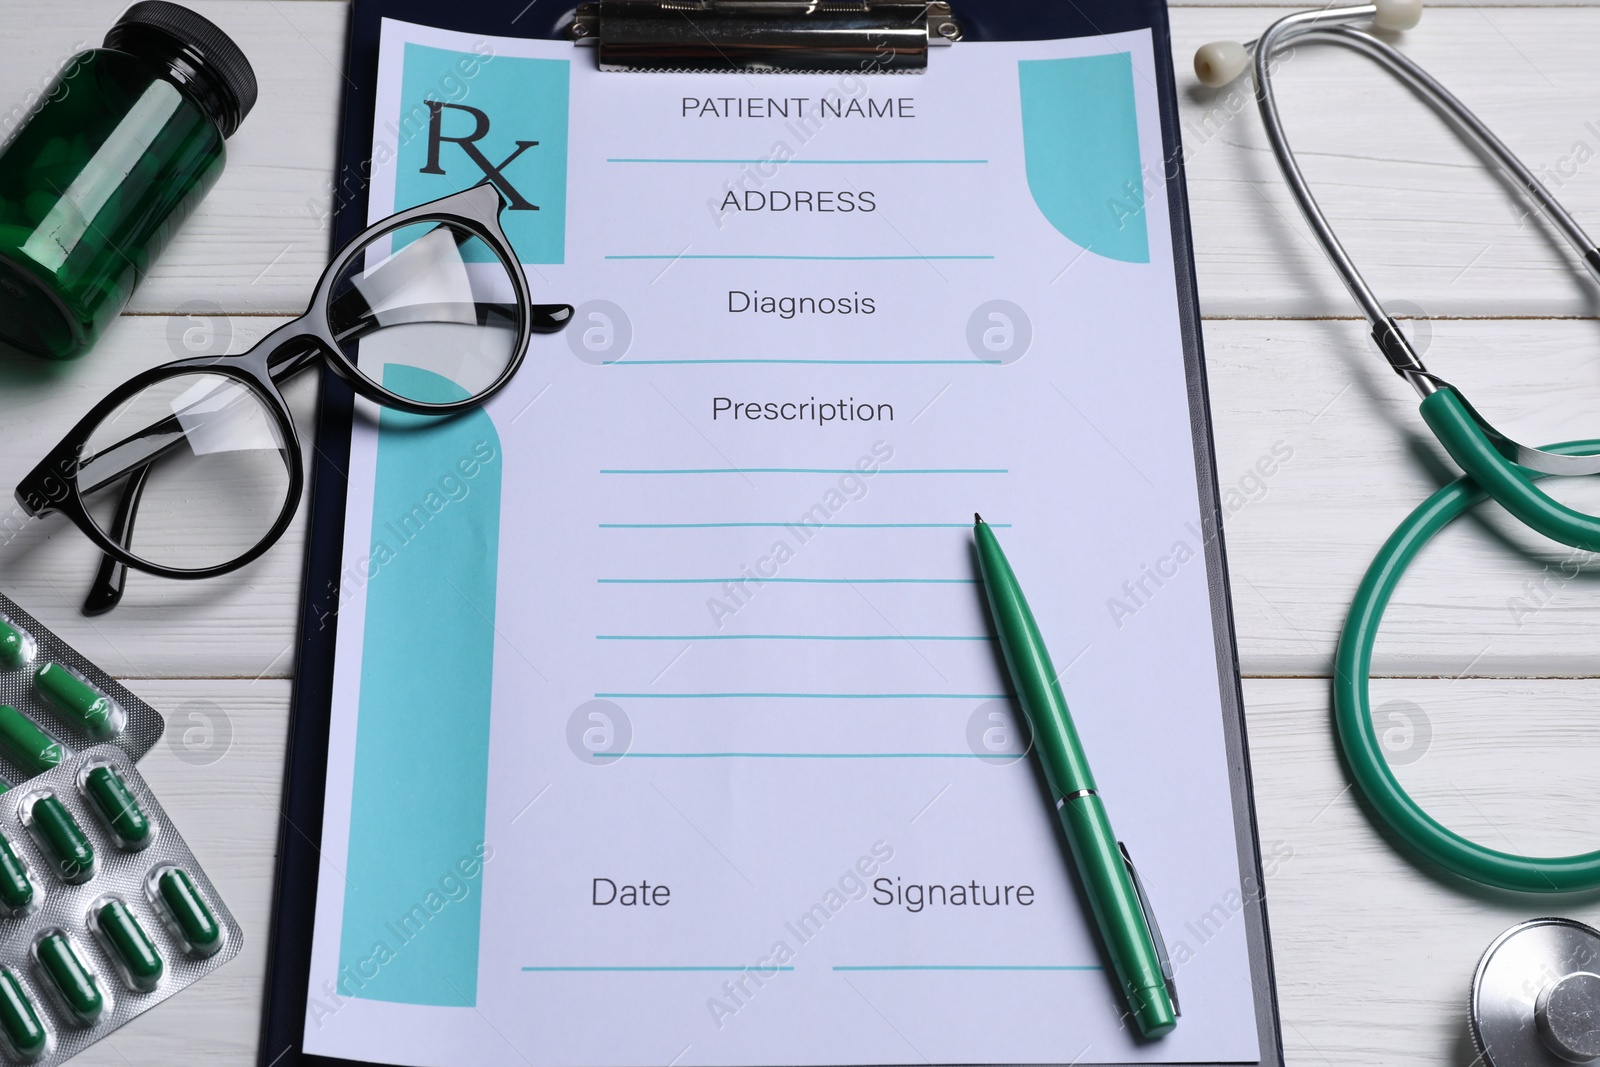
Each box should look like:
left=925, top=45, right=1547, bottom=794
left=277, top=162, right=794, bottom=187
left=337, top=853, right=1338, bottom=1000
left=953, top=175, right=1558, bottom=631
left=1197, top=7, right=1600, bottom=1061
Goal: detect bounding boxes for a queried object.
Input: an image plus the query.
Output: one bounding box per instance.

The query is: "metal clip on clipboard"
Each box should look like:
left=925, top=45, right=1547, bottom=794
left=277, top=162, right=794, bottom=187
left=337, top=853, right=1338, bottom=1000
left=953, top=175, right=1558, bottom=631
left=568, top=0, right=963, bottom=72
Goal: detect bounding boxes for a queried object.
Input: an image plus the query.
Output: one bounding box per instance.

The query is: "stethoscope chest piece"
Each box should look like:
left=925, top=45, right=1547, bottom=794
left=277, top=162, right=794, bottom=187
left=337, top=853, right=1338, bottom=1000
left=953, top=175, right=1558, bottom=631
left=1474, top=919, right=1600, bottom=1066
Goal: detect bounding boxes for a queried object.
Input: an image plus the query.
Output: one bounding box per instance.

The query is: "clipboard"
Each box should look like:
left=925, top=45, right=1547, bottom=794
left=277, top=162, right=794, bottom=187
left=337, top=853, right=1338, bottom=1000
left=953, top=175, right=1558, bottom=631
left=260, top=2, right=1286, bottom=1064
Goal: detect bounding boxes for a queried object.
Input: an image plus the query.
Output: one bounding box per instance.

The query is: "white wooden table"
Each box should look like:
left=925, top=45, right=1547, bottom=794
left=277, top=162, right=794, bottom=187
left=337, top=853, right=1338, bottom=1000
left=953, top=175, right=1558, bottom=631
left=3, top=1, right=1599, bottom=1063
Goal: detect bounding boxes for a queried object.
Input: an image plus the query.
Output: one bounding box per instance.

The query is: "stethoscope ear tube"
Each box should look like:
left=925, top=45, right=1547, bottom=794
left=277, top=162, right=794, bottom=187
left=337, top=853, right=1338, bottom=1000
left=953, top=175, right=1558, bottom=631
left=1419, top=389, right=1600, bottom=552
left=1239, top=9, right=1600, bottom=516
left=1332, top=438, right=1600, bottom=893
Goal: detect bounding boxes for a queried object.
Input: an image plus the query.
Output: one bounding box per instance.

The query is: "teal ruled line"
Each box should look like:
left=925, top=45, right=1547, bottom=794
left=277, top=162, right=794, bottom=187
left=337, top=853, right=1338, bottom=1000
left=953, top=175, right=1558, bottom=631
left=606, top=254, right=994, bottom=261
left=600, top=468, right=1006, bottom=475
left=832, top=965, right=1102, bottom=972
left=600, top=522, right=1009, bottom=529
left=607, top=158, right=987, bottom=165
left=523, top=966, right=795, bottom=972
left=596, top=634, right=986, bottom=642
left=595, top=692, right=1011, bottom=700
left=619, top=752, right=994, bottom=759
left=608, top=358, right=1000, bottom=366
left=599, top=578, right=977, bottom=585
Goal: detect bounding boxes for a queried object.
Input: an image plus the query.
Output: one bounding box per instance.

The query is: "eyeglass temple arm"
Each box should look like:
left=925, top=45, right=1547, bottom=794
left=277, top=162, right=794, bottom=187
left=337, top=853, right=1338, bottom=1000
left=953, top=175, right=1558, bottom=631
left=325, top=290, right=570, bottom=340
left=80, top=294, right=559, bottom=503
left=322, top=211, right=568, bottom=336
left=82, top=464, right=149, bottom=616
left=86, top=214, right=547, bottom=491
left=79, top=343, right=322, bottom=500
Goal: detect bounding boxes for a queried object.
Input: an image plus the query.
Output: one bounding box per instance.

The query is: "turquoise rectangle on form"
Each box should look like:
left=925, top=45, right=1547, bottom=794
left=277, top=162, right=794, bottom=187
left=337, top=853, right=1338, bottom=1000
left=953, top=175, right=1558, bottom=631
left=393, top=44, right=569, bottom=264
left=1018, top=54, right=1148, bottom=264
left=338, top=366, right=503, bottom=1006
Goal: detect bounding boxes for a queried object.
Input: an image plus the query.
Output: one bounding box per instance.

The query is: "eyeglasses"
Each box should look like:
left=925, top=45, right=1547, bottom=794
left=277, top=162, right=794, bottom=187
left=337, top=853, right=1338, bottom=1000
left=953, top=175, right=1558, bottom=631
left=14, top=183, right=572, bottom=615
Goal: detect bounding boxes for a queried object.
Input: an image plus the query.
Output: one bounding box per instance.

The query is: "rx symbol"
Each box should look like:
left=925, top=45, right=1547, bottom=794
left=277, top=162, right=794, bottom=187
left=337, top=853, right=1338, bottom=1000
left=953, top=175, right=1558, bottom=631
left=420, top=101, right=541, bottom=210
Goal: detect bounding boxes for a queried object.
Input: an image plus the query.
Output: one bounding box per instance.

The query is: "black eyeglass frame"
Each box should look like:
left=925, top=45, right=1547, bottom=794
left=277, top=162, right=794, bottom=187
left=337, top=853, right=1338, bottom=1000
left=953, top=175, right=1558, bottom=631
left=14, top=182, right=568, bottom=585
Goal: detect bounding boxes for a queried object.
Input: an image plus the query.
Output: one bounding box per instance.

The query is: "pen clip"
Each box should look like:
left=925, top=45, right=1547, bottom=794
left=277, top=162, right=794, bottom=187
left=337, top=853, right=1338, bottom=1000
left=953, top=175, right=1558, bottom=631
left=1118, top=841, right=1180, bottom=1017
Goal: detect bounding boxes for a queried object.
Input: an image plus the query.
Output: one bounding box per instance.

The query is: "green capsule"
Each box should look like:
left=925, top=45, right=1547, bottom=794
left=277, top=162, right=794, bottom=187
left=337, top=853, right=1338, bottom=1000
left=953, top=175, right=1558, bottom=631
left=0, top=969, right=46, bottom=1060
left=29, top=795, right=93, bottom=884
left=0, top=834, right=33, bottom=912
left=0, top=620, right=30, bottom=671
left=83, top=765, right=151, bottom=850
left=35, top=932, right=102, bottom=1024
left=95, top=899, right=162, bottom=992
left=156, top=868, right=221, bottom=957
left=0, top=708, right=62, bottom=779
left=33, top=663, right=118, bottom=739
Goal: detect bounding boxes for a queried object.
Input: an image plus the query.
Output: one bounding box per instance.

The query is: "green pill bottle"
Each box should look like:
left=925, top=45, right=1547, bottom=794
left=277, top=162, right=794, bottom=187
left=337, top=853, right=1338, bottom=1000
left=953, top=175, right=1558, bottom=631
left=0, top=2, right=256, bottom=360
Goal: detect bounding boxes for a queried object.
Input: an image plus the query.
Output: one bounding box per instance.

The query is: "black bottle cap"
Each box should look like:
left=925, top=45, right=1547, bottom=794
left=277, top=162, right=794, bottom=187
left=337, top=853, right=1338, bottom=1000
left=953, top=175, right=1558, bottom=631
left=104, top=2, right=258, bottom=138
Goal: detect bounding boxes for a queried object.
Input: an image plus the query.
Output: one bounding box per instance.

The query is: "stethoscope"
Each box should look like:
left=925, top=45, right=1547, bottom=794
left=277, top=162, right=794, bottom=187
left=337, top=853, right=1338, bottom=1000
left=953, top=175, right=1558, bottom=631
left=1196, top=5, right=1600, bottom=1058
left=1196, top=0, right=1600, bottom=517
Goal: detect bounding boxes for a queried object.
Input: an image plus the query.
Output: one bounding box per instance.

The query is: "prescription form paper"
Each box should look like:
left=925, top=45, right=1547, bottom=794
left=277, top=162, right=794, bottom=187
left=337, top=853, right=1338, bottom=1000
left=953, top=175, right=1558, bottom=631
left=304, top=18, right=1263, bottom=1067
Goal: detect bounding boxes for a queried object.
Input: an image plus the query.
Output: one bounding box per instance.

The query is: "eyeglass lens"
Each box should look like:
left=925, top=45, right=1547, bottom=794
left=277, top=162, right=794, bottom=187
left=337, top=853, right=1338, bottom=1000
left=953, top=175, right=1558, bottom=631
left=328, top=219, right=522, bottom=407
left=77, top=372, right=294, bottom=571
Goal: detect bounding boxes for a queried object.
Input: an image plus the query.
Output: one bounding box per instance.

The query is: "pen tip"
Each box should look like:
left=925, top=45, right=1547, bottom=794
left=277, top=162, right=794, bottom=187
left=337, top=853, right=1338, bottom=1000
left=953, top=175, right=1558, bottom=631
left=974, top=512, right=983, bottom=525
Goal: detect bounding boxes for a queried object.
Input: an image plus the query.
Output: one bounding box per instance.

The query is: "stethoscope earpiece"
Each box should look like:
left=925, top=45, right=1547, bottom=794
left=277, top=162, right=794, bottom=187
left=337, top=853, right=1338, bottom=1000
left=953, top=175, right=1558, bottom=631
left=1192, top=40, right=1249, bottom=88
left=1192, top=0, right=1423, bottom=90
left=1373, top=0, right=1423, bottom=32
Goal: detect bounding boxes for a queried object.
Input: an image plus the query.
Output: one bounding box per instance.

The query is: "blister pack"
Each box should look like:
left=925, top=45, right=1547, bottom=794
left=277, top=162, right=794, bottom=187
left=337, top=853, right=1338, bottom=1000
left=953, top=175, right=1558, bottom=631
left=0, top=744, right=240, bottom=1063
left=0, top=594, right=163, bottom=786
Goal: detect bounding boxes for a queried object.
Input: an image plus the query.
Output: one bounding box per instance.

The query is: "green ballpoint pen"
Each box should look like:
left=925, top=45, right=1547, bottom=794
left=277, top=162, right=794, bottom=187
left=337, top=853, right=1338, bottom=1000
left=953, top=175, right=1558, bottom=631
left=973, top=515, right=1179, bottom=1039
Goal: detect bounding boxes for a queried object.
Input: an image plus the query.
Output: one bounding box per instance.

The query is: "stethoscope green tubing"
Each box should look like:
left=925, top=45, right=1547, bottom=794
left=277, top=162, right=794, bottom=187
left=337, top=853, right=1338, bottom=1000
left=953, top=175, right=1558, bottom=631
left=1421, top=389, right=1600, bottom=553
left=1244, top=5, right=1600, bottom=893
left=1334, top=438, right=1600, bottom=893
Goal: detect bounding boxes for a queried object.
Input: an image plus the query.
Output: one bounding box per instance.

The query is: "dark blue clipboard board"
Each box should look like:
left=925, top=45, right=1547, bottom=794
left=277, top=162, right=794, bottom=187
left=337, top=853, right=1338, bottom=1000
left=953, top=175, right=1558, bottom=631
left=259, top=2, right=1285, bottom=1064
